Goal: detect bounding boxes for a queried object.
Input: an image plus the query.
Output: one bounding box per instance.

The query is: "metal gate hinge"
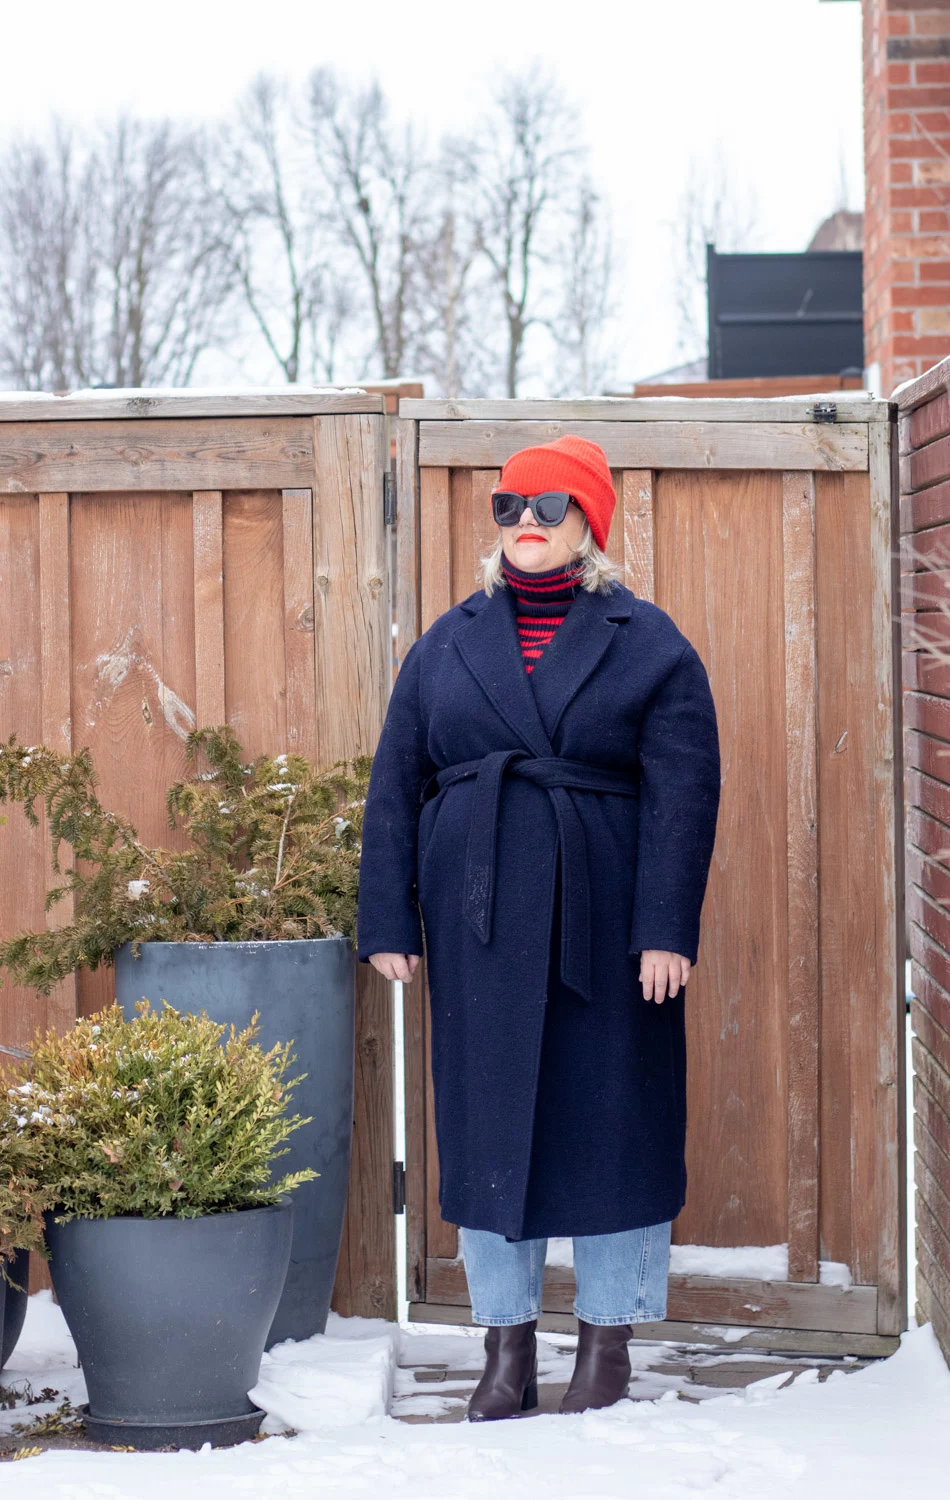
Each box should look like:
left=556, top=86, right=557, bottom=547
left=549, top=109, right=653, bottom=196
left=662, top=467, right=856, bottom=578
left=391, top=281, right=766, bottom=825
left=383, top=470, right=397, bottom=525
left=810, top=401, right=838, bottom=424
left=392, top=1160, right=406, bottom=1215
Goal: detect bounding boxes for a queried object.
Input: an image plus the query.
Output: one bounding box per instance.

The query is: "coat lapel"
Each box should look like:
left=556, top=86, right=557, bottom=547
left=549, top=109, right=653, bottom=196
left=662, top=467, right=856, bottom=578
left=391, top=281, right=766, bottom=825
left=453, top=588, right=552, bottom=757
left=527, top=585, right=633, bottom=744
left=453, top=583, right=634, bottom=752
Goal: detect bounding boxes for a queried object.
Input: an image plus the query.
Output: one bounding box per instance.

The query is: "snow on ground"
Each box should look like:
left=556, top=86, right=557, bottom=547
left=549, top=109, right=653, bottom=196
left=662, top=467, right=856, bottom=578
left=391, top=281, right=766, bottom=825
left=545, top=1240, right=853, bottom=1286
left=1, top=1293, right=948, bottom=1499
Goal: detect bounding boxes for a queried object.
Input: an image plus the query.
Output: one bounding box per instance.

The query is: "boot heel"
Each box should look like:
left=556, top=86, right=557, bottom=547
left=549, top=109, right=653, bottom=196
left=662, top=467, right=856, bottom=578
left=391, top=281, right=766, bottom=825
left=521, top=1379, right=538, bottom=1411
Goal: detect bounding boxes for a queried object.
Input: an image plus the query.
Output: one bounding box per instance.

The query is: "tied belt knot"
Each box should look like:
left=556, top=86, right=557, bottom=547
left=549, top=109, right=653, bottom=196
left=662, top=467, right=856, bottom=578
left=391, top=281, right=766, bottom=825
left=421, top=750, right=639, bottom=1005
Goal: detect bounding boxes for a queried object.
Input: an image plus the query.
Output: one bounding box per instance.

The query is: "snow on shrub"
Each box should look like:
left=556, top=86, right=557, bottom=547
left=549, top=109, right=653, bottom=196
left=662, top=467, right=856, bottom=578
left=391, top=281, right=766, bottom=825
left=0, top=724, right=371, bottom=996
left=15, top=1002, right=317, bottom=1222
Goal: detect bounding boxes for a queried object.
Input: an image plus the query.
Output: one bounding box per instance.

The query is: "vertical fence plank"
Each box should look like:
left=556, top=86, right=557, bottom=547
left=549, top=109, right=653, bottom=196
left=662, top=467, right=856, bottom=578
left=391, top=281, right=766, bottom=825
left=450, top=469, right=474, bottom=604
left=312, top=413, right=396, bottom=1320
left=394, top=417, right=421, bottom=664
left=870, top=420, right=906, bottom=1335
left=816, top=471, right=881, bottom=1286
left=38, top=493, right=78, bottom=1036
left=782, top=472, right=820, bottom=1283
left=471, top=470, right=500, bottom=575
left=658, top=469, right=788, bottom=1249
left=192, top=492, right=225, bottom=729
left=420, top=469, right=452, bottom=632
left=222, top=492, right=287, bottom=756
left=281, top=490, right=316, bottom=759
left=621, top=470, right=655, bottom=600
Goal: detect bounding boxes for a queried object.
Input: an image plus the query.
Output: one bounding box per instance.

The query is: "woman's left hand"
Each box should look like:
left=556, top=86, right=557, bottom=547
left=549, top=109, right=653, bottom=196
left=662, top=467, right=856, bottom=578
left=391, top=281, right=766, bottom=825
left=639, top=950, right=691, bottom=1004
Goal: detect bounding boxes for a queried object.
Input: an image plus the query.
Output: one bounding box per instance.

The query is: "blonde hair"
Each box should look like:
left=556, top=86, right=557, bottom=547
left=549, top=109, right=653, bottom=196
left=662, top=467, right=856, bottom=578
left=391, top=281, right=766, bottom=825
left=479, top=516, right=623, bottom=597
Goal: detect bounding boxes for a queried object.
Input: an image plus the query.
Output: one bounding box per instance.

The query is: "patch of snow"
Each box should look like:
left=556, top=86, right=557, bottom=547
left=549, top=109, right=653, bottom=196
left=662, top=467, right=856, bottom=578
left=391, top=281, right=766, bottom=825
left=2, top=1296, right=949, bottom=1500
left=696, top=1323, right=753, bottom=1343
left=672, top=1243, right=786, bottom=1279
left=819, top=1259, right=853, bottom=1289
left=250, top=1312, right=397, bottom=1431
left=0, top=1291, right=87, bottom=1440
left=0, top=385, right=372, bottom=402
left=546, top=1239, right=853, bottom=1288
left=545, top=1237, right=574, bottom=1268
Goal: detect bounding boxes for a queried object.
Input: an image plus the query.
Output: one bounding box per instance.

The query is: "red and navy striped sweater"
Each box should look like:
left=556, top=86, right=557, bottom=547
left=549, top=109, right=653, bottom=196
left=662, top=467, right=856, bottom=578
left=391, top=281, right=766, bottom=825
left=500, top=554, right=584, bottom=674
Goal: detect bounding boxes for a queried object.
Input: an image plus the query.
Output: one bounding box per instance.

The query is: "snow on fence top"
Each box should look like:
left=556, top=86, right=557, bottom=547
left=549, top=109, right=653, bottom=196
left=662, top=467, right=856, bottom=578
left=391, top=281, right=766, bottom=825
left=0, top=386, right=387, bottom=421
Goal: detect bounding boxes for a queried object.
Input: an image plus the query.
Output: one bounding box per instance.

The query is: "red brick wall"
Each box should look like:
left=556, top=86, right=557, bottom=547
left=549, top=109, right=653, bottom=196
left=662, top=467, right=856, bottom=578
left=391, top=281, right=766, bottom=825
left=898, top=353, right=950, bottom=1366
left=864, top=1, right=950, bottom=395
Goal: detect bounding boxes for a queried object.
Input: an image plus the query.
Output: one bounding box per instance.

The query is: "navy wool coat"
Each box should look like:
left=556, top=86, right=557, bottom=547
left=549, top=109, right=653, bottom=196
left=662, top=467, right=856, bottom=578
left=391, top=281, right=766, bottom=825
left=356, top=579, right=721, bottom=1240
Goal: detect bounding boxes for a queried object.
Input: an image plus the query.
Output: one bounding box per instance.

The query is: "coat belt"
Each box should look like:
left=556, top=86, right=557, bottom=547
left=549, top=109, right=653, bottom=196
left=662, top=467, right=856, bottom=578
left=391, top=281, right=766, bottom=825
left=421, top=750, right=640, bottom=1005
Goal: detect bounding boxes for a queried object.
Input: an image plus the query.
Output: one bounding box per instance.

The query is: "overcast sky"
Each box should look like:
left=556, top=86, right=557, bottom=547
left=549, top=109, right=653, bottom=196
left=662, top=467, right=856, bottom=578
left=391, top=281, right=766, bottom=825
left=1, top=0, right=864, bottom=386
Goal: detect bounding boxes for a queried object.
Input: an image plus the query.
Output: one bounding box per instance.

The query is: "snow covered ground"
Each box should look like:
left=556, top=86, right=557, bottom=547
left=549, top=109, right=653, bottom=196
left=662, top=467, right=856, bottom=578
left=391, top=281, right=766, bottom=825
left=1, top=1292, right=948, bottom=1498
left=0, top=962, right=939, bottom=1494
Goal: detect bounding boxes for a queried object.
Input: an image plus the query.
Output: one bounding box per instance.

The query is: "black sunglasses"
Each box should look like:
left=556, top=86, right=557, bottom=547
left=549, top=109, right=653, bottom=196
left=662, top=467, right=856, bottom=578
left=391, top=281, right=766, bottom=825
left=490, top=490, right=577, bottom=527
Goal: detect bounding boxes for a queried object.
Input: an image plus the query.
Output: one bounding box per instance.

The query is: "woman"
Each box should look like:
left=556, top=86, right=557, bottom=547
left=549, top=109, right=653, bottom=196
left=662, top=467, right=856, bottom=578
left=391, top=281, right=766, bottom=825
left=357, top=434, right=721, bottom=1421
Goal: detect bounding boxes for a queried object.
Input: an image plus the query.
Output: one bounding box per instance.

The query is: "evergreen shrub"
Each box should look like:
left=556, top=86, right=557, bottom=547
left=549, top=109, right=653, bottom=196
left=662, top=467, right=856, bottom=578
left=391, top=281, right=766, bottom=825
left=14, top=1002, right=316, bottom=1222
left=0, top=724, right=371, bottom=995
left=0, top=1101, right=50, bottom=1273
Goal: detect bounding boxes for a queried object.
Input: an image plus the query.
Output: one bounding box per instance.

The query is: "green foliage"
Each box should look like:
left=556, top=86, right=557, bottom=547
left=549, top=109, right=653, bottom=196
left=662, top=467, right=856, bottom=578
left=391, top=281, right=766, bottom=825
left=15, top=1002, right=316, bottom=1222
left=0, top=725, right=371, bottom=995
left=0, top=1093, right=51, bottom=1270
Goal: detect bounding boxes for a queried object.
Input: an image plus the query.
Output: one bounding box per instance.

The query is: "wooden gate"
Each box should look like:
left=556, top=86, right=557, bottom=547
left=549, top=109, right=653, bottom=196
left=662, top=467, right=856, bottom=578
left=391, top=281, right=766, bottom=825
left=0, top=388, right=394, bottom=1319
left=394, top=395, right=906, bottom=1355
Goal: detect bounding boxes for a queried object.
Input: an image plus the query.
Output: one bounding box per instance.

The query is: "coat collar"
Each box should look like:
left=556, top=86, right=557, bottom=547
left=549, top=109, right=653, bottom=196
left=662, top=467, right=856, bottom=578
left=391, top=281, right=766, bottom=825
left=454, top=583, right=633, bottom=754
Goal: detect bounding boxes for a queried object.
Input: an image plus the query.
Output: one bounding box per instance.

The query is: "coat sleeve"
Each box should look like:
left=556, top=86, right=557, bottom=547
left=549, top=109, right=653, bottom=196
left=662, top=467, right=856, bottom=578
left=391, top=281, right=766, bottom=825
left=628, top=639, right=721, bottom=965
left=356, top=639, right=435, bottom=963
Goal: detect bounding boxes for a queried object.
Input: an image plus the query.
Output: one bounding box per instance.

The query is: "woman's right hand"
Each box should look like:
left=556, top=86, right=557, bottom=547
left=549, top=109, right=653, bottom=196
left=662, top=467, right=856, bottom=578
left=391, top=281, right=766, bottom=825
left=369, top=952, right=422, bottom=983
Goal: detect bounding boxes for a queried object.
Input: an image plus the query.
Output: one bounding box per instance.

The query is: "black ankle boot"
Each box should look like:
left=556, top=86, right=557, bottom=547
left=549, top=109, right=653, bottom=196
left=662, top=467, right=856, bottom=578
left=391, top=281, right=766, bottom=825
left=466, top=1321, right=539, bottom=1421
left=558, top=1320, right=633, bottom=1414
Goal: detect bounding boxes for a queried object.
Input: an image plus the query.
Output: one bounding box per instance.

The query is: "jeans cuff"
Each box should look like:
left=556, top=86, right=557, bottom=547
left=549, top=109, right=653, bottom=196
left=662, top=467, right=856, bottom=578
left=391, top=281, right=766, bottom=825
left=574, top=1305, right=667, bottom=1326
left=472, top=1310, right=540, bottom=1326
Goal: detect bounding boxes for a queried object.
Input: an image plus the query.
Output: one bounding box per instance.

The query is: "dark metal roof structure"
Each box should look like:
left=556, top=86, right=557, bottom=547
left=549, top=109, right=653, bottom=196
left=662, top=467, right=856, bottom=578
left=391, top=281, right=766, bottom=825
left=706, top=245, right=864, bottom=380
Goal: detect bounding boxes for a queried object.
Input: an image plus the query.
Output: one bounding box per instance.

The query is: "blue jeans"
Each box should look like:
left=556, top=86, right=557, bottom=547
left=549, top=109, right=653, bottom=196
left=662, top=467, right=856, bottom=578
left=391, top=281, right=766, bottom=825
left=459, top=1221, right=672, bottom=1327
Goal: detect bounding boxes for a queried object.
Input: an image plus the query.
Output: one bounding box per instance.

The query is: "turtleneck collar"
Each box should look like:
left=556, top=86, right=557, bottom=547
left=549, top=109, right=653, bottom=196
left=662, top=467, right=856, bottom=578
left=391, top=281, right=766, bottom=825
left=499, top=554, right=585, bottom=599
left=499, top=555, right=585, bottom=673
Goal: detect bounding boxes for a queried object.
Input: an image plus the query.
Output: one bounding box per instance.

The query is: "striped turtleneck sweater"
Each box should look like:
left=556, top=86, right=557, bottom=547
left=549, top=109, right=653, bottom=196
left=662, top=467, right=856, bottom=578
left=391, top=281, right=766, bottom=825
left=500, top=554, right=585, bottom=673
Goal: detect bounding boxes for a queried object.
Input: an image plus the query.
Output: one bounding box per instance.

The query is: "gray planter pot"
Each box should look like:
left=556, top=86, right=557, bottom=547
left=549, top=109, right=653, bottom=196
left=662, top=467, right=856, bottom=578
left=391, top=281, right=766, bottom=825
left=47, top=1201, right=292, bottom=1449
left=114, top=936, right=356, bottom=1346
left=0, top=1248, right=30, bottom=1369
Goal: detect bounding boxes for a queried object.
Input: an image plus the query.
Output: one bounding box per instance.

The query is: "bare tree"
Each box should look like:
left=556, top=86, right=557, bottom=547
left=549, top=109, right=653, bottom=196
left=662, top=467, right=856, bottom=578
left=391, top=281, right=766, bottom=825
left=457, top=69, right=582, bottom=398
left=548, top=177, right=617, bottom=396
left=668, top=149, right=761, bottom=362
left=413, top=148, right=492, bottom=398
left=0, top=125, right=98, bottom=389
left=307, top=68, right=431, bottom=380
left=213, top=76, right=355, bottom=384
left=0, top=116, right=232, bottom=390
left=96, top=116, right=233, bottom=387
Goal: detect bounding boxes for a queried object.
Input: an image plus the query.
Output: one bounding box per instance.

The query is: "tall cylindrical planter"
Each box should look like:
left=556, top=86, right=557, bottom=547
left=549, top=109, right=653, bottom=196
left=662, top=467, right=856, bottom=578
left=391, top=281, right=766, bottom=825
left=0, top=1248, right=30, bottom=1369
left=46, top=1201, right=292, bottom=1448
left=114, top=936, right=356, bottom=1346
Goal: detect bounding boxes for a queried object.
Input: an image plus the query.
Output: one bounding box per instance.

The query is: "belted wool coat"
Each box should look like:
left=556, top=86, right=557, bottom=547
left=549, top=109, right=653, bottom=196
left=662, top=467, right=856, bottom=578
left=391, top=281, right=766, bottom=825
left=356, top=578, right=721, bottom=1240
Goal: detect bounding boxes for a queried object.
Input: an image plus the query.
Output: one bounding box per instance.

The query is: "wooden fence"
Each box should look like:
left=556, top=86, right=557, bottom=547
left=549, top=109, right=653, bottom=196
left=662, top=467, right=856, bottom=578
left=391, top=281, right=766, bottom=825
left=897, top=356, right=950, bottom=1367
left=0, top=387, right=910, bottom=1353
left=395, top=395, right=906, bottom=1355
left=0, top=388, right=395, bottom=1319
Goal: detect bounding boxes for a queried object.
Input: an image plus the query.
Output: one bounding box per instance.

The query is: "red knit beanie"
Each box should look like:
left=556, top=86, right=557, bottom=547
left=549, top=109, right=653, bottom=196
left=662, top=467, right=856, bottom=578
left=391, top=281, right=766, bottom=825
left=495, top=435, right=616, bottom=551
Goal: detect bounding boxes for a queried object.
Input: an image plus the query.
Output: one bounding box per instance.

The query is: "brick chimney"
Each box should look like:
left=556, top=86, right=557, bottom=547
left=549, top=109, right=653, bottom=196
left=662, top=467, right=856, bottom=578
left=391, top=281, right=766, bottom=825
left=863, top=0, right=950, bottom=395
